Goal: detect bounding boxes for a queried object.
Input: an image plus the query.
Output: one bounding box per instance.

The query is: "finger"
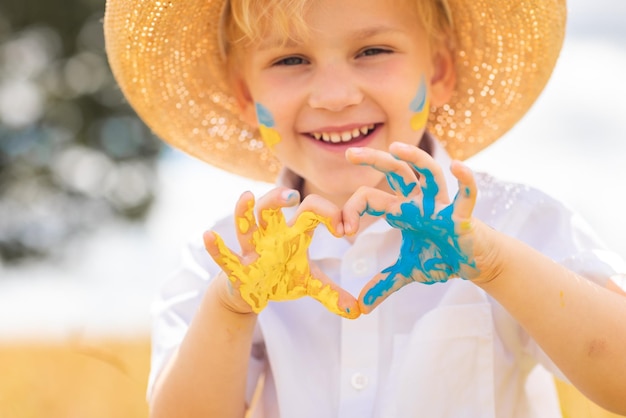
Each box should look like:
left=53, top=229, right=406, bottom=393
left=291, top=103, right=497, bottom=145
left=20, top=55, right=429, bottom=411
left=309, top=263, right=361, bottom=319
left=234, top=191, right=258, bottom=254
left=255, top=186, right=301, bottom=209
left=346, top=147, right=419, bottom=198
left=358, top=269, right=412, bottom=314
left=295, top=194, right=344, bottom=236
left=255, top=187, right=300, bottom=230
left=203, top=230, right=242, bottom=278
left=389, top=142, right=450, bottom=214
left=450, top=160, right=477, bottom=228
left=342, top=186, right=397, bottom=236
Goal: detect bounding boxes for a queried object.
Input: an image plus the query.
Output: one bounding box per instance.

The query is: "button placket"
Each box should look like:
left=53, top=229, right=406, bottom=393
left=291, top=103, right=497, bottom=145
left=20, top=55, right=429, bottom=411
left=338, top=305, right=379, bottom=416
left=351, top=372, right=369, bottom=390
left=352, top=258, right=369, bottom=275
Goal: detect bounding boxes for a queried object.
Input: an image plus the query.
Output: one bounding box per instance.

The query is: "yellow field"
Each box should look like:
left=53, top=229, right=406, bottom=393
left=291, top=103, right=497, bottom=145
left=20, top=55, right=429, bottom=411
left=556, top=379, right=626, bottom=418
left=0, top=337, right=150, bottom=418
left=0, top=336, right=623, bottom=418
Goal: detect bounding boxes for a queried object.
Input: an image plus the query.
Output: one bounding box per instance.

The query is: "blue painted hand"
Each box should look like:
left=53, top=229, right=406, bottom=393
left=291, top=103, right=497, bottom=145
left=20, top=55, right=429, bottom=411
left=345, top=143, right=479, bottom=312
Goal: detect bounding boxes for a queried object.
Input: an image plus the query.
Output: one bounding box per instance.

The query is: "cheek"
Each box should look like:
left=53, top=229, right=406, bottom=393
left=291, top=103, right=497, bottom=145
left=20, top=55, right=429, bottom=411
left=255, top=102, right=282, bottom=147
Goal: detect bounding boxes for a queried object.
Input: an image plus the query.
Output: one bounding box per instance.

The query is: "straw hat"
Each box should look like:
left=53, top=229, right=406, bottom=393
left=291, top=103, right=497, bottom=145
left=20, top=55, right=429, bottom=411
left=104, top=0, right=566, bottom=182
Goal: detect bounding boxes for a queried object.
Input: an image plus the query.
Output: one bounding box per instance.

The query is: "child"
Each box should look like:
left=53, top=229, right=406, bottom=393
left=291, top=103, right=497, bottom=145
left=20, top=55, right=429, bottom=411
left=104, top=0, right=626, bottom=416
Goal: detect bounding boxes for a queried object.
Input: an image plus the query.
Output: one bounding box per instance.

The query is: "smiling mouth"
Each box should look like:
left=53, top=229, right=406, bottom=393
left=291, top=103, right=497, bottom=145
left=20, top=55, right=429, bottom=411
left=308, top=124, right=377, bottom=144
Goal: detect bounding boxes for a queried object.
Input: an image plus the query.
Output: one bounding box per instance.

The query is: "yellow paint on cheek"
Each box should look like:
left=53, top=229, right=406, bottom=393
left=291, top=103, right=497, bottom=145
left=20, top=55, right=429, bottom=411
left=560, top=290, right=565, bottom=308
left=410, top=96, right=430, bottom=131
left=258, top=125, right=282, bottom=148
left=213, top=209, right=351, bottom=317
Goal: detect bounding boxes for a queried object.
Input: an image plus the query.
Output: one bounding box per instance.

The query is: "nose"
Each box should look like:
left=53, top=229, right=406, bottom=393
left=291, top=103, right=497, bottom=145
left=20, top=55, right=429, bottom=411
left=308, top=63, right=363, bottom=111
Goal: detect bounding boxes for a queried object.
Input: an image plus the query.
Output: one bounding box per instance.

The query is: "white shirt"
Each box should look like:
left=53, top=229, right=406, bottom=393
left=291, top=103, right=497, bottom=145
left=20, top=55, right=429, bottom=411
left=147, top=140, right=624, bottom=417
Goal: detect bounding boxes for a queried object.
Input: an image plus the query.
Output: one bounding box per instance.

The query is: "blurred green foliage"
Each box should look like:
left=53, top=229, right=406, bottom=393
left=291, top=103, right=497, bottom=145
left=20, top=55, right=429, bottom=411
left=0, top=0, right=162, bottom=264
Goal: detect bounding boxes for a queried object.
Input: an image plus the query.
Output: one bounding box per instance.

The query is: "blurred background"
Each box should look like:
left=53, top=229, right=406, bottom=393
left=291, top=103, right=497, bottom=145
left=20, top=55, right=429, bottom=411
left=0, top=0, right=624, bottom=416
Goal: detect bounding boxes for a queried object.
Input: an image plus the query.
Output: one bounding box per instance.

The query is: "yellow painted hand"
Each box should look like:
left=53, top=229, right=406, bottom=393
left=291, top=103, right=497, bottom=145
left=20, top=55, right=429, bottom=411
left=207, top=197, right=359, bottom=319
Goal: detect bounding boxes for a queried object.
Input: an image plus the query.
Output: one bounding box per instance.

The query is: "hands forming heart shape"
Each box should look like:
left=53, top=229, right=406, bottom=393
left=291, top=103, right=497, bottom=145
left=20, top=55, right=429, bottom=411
left=203, top=143, right=479, bottom=319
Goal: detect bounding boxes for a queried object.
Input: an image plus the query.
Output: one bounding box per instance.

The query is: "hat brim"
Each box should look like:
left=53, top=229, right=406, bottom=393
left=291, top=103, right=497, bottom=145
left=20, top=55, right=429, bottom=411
left=104, top=0, right=566, bottom=182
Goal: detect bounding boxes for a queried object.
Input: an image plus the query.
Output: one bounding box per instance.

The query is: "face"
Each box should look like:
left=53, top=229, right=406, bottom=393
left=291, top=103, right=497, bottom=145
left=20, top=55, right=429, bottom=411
left=234, top=0, right=455, bottom=206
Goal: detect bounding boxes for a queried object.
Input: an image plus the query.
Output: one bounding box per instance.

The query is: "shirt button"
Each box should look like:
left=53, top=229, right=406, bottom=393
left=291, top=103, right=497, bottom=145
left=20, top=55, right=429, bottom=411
left=352, top=259, right=368, bottom=275
left=351, top=372, right=368, bottom=390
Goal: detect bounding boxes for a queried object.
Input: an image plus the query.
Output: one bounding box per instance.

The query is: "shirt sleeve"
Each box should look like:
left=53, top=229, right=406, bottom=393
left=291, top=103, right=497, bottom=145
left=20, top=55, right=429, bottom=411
left=512, top=195, right=621, bottom=286
left=146, top=220, right=267, bottom=405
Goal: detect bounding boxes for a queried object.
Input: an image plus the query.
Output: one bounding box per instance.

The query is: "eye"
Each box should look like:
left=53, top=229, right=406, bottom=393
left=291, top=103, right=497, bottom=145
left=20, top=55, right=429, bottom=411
left=358, top=47, right=392, bottom=58
left=273, top=56, right=308, bottom=66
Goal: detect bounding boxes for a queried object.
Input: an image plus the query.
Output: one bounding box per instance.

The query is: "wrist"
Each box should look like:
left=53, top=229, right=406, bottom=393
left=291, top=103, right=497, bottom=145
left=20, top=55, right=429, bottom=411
left=466, top=220, right=507, bottom=286
left=209, top=273, right=257, bottom=317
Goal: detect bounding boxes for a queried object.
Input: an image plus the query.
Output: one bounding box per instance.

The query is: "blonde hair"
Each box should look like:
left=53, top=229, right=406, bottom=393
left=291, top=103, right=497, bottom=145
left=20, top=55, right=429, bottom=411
left=223, top=0, right=453, bottom=53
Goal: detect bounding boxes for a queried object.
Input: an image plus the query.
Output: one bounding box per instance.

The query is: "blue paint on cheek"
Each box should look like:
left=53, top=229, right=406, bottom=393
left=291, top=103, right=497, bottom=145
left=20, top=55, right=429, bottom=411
left=255, top=102, right=275, bottom=127
left=409, top=74, right=427, bottom=112
left=362, top=167, right=475, bottom=306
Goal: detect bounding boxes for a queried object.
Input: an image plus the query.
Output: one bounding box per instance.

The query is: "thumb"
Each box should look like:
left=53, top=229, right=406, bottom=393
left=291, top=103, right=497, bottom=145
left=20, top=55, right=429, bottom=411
left=203, top=230, right=241, bottom=278
left=309, top=263, right=361, bottom=319
left=450, top=160, right=477, bottom=224
left=358, top=270, right=412, bottom=314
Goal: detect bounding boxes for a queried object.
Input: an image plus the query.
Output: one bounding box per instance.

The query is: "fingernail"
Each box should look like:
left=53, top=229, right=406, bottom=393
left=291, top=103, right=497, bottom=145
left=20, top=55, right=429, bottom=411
left=282, top=189, right=299, bottom=203
left=334, top=222, right=344, bottom=236
left=393, top=142, right=411, bottom=149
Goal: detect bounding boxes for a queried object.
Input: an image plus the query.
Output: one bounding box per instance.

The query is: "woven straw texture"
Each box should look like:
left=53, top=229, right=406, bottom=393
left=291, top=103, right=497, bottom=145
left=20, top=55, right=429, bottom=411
left=104, top=0, right=566, bottom=182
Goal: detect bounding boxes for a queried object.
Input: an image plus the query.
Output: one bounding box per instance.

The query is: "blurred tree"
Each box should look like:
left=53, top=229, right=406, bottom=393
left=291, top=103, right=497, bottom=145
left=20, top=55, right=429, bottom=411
left=0, top=0, right=162, bottom=264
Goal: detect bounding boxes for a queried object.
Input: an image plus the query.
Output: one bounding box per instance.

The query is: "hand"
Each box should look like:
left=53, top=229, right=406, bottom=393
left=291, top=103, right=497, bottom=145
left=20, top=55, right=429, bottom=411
left=204, top=188, right=361, bottom=319
left=344, top=142, right=481, bottom=313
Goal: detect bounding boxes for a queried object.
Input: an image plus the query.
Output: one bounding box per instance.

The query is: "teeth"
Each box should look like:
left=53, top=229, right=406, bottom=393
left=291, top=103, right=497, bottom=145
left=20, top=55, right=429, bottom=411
left=311, top=124, right=375, bottom=143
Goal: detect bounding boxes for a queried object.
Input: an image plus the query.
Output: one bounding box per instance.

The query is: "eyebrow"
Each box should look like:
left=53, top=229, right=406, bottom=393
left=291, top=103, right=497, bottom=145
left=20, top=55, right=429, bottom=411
left=256, top=25, right=404, bottom=52
left=349, top=25, right=403, bottom=41
left=257, top=37, right=301, bottom=52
